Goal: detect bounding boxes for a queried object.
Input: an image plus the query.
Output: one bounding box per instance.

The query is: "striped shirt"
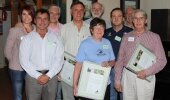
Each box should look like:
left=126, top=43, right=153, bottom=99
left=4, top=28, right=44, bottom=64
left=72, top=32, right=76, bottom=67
left=114, top=30, right=167, bottom=84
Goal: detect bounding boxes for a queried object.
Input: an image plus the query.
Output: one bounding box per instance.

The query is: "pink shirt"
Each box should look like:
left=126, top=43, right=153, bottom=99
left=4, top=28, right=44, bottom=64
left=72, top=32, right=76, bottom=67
left=48, top=23, right=63, bottom=36
left=114, top=30, right=167, bottom=84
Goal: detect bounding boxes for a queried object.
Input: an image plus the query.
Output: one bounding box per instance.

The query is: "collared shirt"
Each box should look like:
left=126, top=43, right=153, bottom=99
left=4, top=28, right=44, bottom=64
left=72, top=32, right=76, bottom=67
left=48, top=23, right=63, bottom=36
left=114, top=30, right=167, bottom=84
left=61, top=21, right=90, bottom=56
left=19, top=29, right=64, bottom=79
left=103, top=25, right=133, bottom=59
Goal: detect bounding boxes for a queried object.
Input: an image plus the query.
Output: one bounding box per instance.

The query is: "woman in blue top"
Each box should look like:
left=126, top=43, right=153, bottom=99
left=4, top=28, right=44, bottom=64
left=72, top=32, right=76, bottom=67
left=73, top=17, right=115, bottom=100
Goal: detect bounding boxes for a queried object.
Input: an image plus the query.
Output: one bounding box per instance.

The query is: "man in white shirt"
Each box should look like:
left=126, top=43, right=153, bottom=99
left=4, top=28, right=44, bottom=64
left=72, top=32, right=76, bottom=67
left=19, top=8, right=64, bottom=100
left=61, top=1, right=90, bottom=100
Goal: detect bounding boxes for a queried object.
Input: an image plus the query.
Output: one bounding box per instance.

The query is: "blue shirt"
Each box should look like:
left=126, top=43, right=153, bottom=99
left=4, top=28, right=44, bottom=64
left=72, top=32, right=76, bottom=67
left=103, top=25, right=133, bottom=59
left=76, top=37, right=115, bottom=64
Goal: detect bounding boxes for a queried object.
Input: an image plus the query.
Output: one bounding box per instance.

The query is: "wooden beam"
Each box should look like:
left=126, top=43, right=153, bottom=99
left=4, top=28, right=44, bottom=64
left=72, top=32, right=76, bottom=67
left=11, top=0, right=19, bottom=27
left=36, top=0, right=42, bottom=9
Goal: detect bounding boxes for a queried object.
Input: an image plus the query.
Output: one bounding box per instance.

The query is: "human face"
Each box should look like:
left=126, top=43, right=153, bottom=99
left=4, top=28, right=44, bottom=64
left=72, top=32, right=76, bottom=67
left=34, top=13, right=50, bottom=30
left=71, top=4, right=85, bottom=21
left=111, top=10, right=124, bottom=26
left=91, top=3, right=103, bottom=18
left=91, top=24, right=105, bottom=40
left=132, top=12, right=147, bottom=30
left=21, top=10, right=33, bottom=24
left=126, top=7, right=134, bottom=24
left=49, top=6, right=60, bottom=23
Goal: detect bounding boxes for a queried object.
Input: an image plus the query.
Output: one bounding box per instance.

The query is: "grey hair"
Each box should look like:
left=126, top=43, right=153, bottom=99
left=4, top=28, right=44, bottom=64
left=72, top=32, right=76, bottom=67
left=132, top=9, right=147, bottom=19
left=91, top=2, right=104, bottom=12
left=48, top=4, right=61, bottom=14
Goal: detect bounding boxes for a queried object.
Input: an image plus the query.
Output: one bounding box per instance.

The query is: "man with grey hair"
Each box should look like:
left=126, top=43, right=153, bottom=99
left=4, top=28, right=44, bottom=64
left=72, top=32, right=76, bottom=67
left=85, top=2, right=111, bottom=29
left=114, top=9, right=167, bottom=100
left=48, top=5, right=63, bottom=100
left=48, top=5, right=63, bottom=36
left=124, top=6, right=135, bottom=28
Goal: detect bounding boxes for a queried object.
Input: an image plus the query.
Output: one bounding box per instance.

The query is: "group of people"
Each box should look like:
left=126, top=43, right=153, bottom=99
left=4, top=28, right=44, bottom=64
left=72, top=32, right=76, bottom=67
left=4, top=1, right=167, bottom=100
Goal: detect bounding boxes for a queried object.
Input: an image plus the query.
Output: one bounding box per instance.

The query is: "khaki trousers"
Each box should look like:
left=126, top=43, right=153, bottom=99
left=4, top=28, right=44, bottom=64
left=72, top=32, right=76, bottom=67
left=25, top=74, right=58, bottom=100
left=122, top=68, right=155, bottom=100
left=61, top=81, right=75, bottom=100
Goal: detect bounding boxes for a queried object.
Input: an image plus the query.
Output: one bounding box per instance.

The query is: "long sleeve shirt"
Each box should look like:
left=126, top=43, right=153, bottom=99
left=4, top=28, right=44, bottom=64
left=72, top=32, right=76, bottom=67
left=19, top=30, right=64, bottom=79
left=4, top=26, right=28, bottom=71
left=114, top=30, right=167, bottom=84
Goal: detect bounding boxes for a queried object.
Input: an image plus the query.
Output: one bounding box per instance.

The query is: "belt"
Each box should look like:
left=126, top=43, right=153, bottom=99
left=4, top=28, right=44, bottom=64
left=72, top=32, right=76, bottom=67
left=37, top=70, right=49, bottom=74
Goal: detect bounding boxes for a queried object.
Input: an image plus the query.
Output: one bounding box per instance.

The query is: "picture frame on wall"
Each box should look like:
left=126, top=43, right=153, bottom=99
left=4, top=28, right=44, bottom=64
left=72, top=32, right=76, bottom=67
left=120, top=0, right=140, bottom=11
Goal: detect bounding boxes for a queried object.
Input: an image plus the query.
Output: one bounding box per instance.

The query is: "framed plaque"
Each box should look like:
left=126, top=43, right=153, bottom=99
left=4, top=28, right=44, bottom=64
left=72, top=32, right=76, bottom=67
left=60, top=51, right=76, bottom=86
left=77, top=61, right=111, bottom=100
left=126, top=44, right=156, bottom=82
left=120, top=0, right=140, bottom=11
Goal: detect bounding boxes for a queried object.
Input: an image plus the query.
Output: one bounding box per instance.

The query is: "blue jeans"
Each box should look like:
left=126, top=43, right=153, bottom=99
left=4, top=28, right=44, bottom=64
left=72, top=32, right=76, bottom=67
left=110, top=68, right=118, bottom=100
left=9, top=69, right=26, bottom=100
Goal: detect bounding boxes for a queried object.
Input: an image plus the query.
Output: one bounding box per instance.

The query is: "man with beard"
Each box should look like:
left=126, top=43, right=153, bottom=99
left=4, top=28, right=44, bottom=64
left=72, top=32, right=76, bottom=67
left=85, top=2, right=111, bottom=29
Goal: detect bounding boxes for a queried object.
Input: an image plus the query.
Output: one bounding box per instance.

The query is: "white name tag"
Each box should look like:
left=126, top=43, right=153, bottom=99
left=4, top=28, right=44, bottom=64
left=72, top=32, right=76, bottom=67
left=20, top=36, right=24, bottom=40
left=103, top=45, right=109, bottom=49
left=114, top=36, right=121, bottom=42
left=128, top=37, right=134, bottom=42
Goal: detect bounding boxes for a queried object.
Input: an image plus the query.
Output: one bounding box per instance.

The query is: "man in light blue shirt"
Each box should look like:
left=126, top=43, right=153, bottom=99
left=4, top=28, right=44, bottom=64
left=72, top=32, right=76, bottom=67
left=19, top=9, right=64, bottom=100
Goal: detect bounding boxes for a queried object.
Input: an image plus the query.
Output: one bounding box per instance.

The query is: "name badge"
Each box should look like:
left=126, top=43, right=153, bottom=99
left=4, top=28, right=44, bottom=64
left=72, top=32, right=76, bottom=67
left=128, top=37, right=134, bottom=42
left=115, top=36, right=121, bottom=42
left=103, top=45, right=109, bottom=49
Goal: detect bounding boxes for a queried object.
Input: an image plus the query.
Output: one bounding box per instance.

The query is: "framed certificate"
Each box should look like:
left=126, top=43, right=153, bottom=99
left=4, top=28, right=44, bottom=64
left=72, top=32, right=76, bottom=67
left=60, top=51, right=76, bottom=86
left=120, top=0, right=140, bottom=11
left=77, top=61, right=111, bottom=100
left=126, top=44, right=156, bottom=82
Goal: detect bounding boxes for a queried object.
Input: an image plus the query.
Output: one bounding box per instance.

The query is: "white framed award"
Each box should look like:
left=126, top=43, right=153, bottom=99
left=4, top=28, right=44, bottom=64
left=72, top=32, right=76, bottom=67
left=60, top=51, right=76, bottom=86
left=126, top=44, right=156, bottom=82
left=77, top=61, right=111, bottom=100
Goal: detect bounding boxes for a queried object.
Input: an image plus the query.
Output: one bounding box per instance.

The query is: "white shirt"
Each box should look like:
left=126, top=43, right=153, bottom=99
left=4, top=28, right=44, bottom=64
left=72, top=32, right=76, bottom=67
left=61, top=21, right=90, bottom=56
left=19, top=29, right=64, bottom=79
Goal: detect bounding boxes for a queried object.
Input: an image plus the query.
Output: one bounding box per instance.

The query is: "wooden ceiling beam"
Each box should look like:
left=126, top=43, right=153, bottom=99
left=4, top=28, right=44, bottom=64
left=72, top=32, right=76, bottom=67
left=36, top=0, right=42, bottom=9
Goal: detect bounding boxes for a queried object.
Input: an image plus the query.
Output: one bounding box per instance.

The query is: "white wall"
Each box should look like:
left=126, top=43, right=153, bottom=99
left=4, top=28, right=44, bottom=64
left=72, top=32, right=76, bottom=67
left=140, top=0, right=170, bottom=29
left=98, top=0, right=120, bottom=21
left=66, top=0, right=72, bottom=22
